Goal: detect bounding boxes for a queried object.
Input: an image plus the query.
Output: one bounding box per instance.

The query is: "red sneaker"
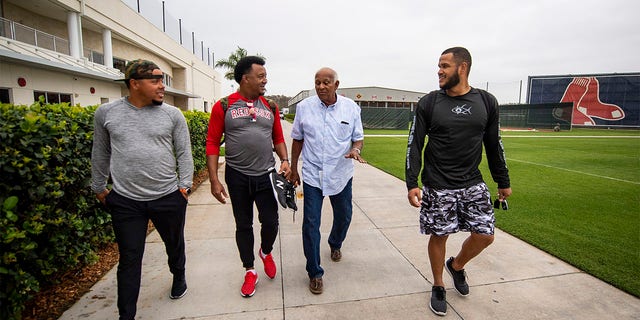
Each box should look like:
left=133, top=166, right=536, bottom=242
left=260, top=249, right=277, bottom=279
left=241, top=270, right=258, bottom=297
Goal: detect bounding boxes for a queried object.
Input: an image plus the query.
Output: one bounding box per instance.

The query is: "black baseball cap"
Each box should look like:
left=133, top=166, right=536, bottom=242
left=115, top=59, right=163, bottom=81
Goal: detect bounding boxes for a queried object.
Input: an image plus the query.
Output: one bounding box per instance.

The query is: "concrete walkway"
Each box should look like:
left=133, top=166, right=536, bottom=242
left=61, top=121, right=639, bottom=319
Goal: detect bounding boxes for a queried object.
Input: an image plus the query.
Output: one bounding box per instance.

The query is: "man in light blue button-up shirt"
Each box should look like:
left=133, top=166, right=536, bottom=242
left=290, top=67, right=366, bottom=294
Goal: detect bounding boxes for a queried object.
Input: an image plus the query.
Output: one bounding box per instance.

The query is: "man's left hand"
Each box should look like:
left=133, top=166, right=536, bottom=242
left=497, top=187, right=512, bottom=201
left=345, top=148, right=367, bottom=163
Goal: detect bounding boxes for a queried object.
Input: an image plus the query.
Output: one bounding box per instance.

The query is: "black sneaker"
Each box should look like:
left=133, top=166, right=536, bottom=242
left=170, top=274, right=187, bottom=299
left=269, top=168, right=298, bottom=211
left=429, top=286, right=447, bottom=316
left=445, top=257, right=469, bottom=296
left=269, top=169, right=289, bottom=209
left=284, top=182, right=297, bottom=211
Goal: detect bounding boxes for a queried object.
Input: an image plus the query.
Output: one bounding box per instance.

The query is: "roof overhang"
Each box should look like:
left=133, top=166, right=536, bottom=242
left=0, top=48, right=201, bottom=99
left=1, top=39, right=201, bottom=99
left=164, top=86, right=200, bottom=98
left=0, top=47, right=121, bottom=82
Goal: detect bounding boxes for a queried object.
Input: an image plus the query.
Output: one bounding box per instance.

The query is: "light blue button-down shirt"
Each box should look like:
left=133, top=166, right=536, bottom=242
left=291, top=94, right=365, bottom=196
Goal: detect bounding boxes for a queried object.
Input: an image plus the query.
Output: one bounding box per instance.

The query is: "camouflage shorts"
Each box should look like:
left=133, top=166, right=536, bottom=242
left=419, top=182, right=494, bottom=236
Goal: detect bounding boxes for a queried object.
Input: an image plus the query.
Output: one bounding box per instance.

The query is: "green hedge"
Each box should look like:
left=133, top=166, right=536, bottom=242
left=0, top=102, right=210, bottom=320
left=284, top=113, right=295, bottom=122
left=183, top=110, right=209, bottom=173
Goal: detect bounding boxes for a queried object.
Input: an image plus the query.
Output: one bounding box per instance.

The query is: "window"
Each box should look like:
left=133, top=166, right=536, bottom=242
left=113, top=57, right=127, bottom=73
left=34, top=91, right=72, bottom=104
left=0, top=88, right=10, bottom=103
left=83, top=49, right=104, bottom=64
left=163, top=73, right=172, bottom=87
left=387, top=102, right=409, bottom=108
left=360, top=101, right=386, bottom=108
left=91, top=51, right=104, bottom=65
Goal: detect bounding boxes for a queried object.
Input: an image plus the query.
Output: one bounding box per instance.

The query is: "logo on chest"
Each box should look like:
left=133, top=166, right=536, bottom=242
left=451, top=104, right=472, bottom=115
left=230, top=107, right=272, bottom=120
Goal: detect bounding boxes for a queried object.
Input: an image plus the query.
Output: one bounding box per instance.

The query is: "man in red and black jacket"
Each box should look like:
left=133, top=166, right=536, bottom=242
left=205, top=56, right=290, bottom=298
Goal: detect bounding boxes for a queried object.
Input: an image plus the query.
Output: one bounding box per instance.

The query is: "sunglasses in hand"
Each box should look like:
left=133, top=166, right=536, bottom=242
left=493, top=198, right=508, bottom=210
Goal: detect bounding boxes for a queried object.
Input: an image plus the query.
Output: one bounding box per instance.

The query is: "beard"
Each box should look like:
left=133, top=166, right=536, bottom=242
left=151, top=99, right=163, bottom=105
left=440, top=68, right=461, bottom=90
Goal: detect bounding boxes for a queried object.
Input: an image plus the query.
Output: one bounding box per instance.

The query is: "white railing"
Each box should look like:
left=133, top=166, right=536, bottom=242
left=0, top=16, right=121, bottom=73
left=0, top=16, right=70, bottom=55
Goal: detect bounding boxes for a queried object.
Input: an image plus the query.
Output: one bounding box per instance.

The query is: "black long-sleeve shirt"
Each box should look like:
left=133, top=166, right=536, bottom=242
left=406, top=88, right=510, bottom=190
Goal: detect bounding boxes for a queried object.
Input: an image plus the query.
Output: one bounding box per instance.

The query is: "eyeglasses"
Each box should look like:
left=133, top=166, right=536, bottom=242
left=493, top=198, right=508, bottom=210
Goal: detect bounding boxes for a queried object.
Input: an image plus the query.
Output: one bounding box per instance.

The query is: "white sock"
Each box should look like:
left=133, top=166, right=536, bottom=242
left=259, top=249, right=268, bottom=259
left=246, top=269, right=257, bottom=275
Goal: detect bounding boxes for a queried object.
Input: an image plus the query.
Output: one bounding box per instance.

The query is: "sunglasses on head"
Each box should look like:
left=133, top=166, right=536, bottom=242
left=493, top=198, right=508, bottom=210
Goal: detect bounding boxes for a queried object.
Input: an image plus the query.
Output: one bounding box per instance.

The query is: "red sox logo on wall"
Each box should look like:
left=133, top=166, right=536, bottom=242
left=558, top=77, right=625, bottom=125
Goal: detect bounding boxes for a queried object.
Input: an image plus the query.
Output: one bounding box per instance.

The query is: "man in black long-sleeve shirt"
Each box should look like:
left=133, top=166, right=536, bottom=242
left=405, top=47, right=512, bottom=317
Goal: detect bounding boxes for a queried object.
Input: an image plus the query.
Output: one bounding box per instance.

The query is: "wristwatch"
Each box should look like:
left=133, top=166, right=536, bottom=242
left=180, top=187, right=191, bottom=196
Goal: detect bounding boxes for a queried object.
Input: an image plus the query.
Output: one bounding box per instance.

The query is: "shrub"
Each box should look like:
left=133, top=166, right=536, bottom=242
left=0, top=101, right=113, bottom=319
left=183, top=111, right=210, bottom=173
left=0, top=102, right=210, bottom=319
left=284, top=113, right=295, bottom=122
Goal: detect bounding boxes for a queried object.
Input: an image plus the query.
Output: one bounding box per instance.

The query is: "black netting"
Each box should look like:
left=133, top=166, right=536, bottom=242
left=499, top=103, right=573, bottom=130
left=360, top=107, right=413, bottom=130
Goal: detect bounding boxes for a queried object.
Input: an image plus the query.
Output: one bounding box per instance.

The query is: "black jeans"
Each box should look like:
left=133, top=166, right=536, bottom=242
left=106, top=190, right=187, bottom=320
left=225, top=165, right=279, bottom=268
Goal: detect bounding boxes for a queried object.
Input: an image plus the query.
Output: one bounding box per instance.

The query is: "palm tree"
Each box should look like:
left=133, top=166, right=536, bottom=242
left=215, top=46, right=265, bottom=81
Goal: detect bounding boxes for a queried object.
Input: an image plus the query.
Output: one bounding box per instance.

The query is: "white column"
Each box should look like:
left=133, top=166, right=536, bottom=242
left=102, top=29, right=113, bottom=68
left=67, top=11, right=81, bottom=58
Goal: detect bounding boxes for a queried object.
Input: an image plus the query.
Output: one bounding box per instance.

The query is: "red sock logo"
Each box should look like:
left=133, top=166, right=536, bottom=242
left=579, top=77, right=625, bottom=120
left=558, top=77, right=625, bottom=125
left=559, top=77, right=593, bottom=125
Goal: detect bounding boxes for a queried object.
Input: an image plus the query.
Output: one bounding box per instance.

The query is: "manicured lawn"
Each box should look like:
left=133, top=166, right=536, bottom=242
left=364, top=127, right=640, bottom=136
left=361, top=129, right=640, bottom=297
left=364, top=129, right=409, bottom=135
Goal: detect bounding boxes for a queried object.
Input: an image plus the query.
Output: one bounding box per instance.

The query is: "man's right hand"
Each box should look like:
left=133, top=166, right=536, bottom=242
left=408, top=187, right=422, bottom=208
left=289, top=170, right=301, bottom=187
left=96, top=189, right=110, bottom=205
left=210, top=181, right=228, bottom=204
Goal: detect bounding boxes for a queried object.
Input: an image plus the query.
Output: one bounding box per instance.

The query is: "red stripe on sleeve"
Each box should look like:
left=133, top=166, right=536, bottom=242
left=205, top=99, right=225, bottom=155
left=262, top=97, right=285, bottom=145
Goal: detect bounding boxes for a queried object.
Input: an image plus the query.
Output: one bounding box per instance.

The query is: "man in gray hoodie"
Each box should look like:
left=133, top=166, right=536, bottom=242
left=91, top=59, right=193, bottom=320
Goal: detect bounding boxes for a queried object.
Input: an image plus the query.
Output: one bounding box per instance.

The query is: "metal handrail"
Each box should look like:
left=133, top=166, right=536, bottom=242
left=0, top=16, right=70, bottom=55
left=0, top=16, right=119, bottom=74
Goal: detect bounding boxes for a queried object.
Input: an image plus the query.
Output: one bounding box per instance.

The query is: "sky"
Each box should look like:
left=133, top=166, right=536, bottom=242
left=153, top=0, right=639, bottom=103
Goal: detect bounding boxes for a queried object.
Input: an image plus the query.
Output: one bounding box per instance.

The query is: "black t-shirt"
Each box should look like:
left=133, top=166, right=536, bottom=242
left=406, top=88, right=510, bottom=190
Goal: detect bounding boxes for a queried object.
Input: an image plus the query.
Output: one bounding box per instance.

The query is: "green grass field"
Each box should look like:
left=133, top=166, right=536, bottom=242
left=361, top=128, right=640, bottom=297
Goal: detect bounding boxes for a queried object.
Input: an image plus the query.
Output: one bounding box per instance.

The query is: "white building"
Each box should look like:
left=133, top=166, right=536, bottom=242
left=289, top=86, right=425, bottom=111
left=0, top=0, right=221, bottom=111
left=288, top=86, right=426, bottom=129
